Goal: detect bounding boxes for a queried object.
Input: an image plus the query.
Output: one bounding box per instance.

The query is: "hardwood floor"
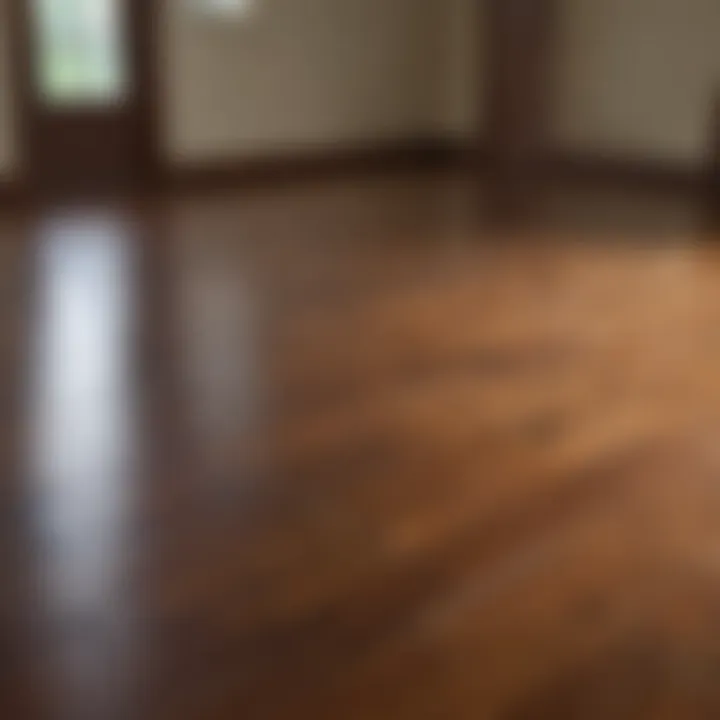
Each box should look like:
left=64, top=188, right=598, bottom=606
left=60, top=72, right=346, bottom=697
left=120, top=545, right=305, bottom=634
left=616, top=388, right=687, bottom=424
left=1, top=170, right=720, bottom=718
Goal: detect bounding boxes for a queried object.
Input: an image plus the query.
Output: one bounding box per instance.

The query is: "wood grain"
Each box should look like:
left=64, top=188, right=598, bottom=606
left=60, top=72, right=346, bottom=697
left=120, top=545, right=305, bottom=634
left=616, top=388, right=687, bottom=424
left=0, top=171, right=718, bottom=718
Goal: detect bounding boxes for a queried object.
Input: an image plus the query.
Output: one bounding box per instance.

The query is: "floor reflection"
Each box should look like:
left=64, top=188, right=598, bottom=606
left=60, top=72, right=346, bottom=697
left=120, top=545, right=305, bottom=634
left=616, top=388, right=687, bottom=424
left=172, top=222, right=263, bottom=494
left=28, top=211, right=139, bottom=719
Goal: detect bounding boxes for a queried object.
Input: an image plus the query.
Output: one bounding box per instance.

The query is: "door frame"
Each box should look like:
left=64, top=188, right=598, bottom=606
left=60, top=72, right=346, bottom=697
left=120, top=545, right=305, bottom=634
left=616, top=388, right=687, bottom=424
left=485, top=0, right=557, bottom=181
left=8, top=0, right=162, bottom=195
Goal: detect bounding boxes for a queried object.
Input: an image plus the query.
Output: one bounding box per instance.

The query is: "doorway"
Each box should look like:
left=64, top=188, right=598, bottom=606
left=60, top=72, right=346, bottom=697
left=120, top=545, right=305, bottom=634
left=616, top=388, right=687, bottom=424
left=13, top=0, right=157, bottom=198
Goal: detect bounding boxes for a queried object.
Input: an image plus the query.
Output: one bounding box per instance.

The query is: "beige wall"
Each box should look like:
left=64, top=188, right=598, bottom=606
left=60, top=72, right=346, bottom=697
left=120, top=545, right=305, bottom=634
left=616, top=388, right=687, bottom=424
left=440, top=0, right=720, bottom=166
left=0, top=0, right=16, bottom=177
left=554, top=0, right=720, bottom=164
left=2, top=0, right=716, bottom=172
left=160, top=0, right=450, bottom=163
left=433, top=0, right=485, bottom=140
left=0, top=0, right=463, bottom=172
left=159, top=0, right=720, bottom=164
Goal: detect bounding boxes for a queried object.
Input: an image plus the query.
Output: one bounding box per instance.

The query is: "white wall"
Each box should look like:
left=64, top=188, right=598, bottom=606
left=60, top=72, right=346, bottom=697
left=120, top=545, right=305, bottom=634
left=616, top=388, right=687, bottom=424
left=0, top=0, right=16, bottom=177
left=553, top=0, right=720, bottom=165
left=160, top=0, right=451, bottom=163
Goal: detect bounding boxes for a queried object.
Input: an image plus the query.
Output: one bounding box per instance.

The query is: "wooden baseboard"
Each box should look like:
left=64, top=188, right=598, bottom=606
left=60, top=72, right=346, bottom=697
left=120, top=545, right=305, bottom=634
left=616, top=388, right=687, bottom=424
left=165, top=139, right=470, bottom=192
left=0, top=144, right=711, bottom=207
left=0, top=175, right=27, bottom=209
left=549, top=151, right=707, bottom=194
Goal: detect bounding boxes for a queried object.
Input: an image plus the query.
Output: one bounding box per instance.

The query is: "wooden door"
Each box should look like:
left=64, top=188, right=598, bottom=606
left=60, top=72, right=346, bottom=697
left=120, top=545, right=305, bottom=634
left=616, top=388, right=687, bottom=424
left=14, top=0, right=157, bottom=198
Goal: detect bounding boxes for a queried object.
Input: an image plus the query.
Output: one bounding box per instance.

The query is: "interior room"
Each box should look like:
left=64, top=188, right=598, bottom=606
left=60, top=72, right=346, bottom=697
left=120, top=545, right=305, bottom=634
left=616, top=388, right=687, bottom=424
left=1, top=1, right=720, bottom=718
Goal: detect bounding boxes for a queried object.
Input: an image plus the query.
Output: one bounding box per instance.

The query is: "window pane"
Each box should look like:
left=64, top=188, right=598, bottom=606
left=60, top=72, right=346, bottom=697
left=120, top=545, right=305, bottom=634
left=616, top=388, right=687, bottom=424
left=33, top=0, right=127, bottom=104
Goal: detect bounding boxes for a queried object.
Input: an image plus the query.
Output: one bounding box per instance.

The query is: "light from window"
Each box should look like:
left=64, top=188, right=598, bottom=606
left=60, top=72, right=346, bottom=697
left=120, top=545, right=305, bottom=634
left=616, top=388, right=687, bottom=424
left=190, top=0, right=255, bottom=19
left=32, top=0, right=127, bottom=105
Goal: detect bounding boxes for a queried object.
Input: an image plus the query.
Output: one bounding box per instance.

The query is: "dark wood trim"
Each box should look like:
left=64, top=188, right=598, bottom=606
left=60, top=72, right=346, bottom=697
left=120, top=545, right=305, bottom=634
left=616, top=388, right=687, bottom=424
left=709, top=90, right=720, bottom=220
left=0, top=138, right=470, bottom=207
left=484, top=0, right=559, bottom=221
left=486, top=0, right=558, bottom=182
left=0, top=177, right=28, bottom=208
left=8, top=0, right=161, bottom=195
left=130, top=0, right=163, bottom=188
left=0, top=139, right=708, bottom=209
left=7, top=0, right=33, bottom=192
left=165, top=139, right=468, bottom=193
left=550, top=151, right=707, bottom=195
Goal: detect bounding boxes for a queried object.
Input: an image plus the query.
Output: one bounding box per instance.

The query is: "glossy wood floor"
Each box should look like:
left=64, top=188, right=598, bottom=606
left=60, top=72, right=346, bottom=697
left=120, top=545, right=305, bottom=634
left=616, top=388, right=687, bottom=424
left=2, top=171, right=720, bottom=719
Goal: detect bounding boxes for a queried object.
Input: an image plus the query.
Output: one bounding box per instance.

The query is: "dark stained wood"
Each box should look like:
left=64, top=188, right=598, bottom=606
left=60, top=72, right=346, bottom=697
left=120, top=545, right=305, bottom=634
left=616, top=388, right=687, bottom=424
left=552, top=151, right=706, bottom=196
left=29, top=108, right=142, bottom=196
left=486, top=0, right=558, bottom=215
left=10, top=0, right=160, bottom=198
left=708, top=90, right=720, bottom=224
left=0, top=170, right=720, bottom=719
left=129, top=0, right=163, bottom=190
left=165, top=139, right=466, bottom=193
left=7, top=0, right=33, bottom=191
